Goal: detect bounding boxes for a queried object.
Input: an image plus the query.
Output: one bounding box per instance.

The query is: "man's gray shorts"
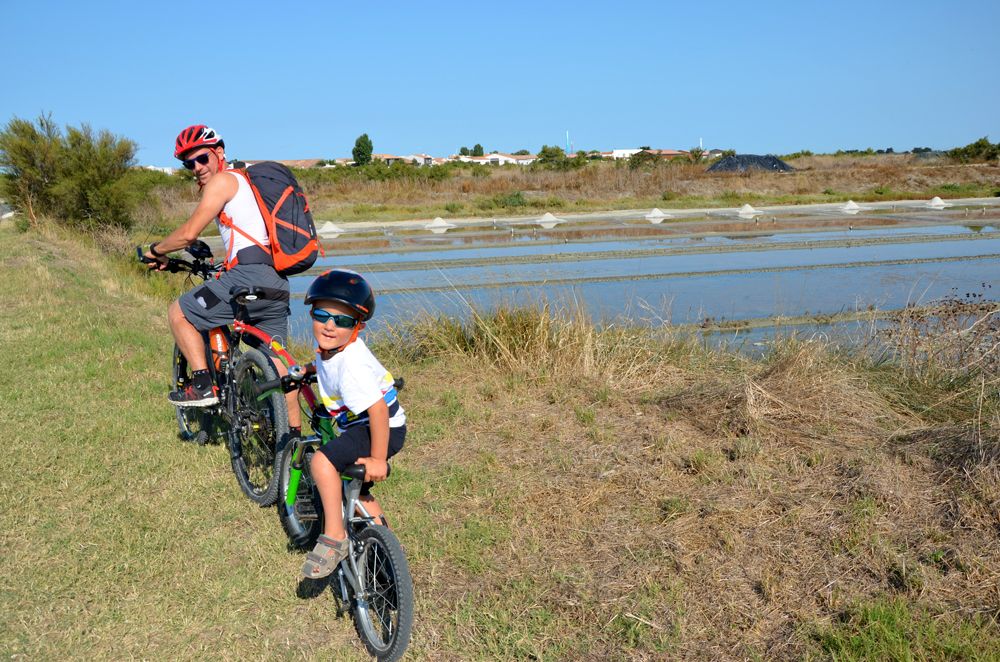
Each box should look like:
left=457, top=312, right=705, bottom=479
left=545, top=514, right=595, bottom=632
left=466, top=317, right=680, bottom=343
left=178, top=265, right=291, bottom=356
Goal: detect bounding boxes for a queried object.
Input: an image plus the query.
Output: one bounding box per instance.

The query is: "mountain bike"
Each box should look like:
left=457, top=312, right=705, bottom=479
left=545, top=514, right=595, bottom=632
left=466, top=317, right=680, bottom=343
left=138, top=241, right=291, bottom=506
left=259, top=366, right=413, bottom=661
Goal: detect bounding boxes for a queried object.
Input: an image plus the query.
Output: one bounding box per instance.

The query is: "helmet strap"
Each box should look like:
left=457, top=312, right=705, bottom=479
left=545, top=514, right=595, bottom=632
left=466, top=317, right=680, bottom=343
left=316, top=324, right=362, bottom=359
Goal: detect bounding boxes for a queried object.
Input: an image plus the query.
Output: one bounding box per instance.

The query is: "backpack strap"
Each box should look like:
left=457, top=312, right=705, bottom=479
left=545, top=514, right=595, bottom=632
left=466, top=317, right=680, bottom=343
left=218, top=169, right=272, bottom=270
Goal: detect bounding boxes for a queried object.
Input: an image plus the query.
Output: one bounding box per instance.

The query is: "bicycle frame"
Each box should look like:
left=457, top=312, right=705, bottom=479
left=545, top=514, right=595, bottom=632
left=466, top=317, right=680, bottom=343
left=284, top=433, right=381, bottom=596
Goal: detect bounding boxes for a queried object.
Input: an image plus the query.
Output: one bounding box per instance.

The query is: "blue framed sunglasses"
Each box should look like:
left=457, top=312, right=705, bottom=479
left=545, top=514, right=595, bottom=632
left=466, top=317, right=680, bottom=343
left=311, top=309, right=359, bottom=328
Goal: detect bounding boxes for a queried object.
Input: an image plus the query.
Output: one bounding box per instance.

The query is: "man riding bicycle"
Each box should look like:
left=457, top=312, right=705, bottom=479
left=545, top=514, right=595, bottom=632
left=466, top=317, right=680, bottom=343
left=143, top=125, right=300, bottom=430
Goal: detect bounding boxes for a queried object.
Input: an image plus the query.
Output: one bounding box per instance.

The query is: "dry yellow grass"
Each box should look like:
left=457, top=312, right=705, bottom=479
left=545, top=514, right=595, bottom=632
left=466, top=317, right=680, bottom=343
left=3, top=222, right=998, bottom=660
left=145, top=154, right=1000, bottom=226
left=378, top=307, right=1000, bottom=659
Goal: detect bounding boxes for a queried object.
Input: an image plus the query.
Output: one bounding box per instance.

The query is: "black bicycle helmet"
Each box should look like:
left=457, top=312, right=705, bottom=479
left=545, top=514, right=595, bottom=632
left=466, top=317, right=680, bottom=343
left=304, top=269, right=375, bottom=321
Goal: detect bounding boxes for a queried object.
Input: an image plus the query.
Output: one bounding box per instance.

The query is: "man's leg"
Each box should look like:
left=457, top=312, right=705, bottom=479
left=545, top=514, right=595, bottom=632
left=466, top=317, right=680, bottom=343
left=169, top=299, right=208, bottom=370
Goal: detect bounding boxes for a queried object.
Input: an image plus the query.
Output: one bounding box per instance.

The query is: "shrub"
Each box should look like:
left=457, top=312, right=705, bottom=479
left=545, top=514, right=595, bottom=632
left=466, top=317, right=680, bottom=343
left=0, top=114, right=138, bottom=229
left=533, top=145, right=586, bottom=171
left=494, top=191, right=527, bottom=208
left=947, top=136, right=999, bottom=163
left=627, top=150, right=660, bottom=170
left=0, top=114, right=62, bottom=223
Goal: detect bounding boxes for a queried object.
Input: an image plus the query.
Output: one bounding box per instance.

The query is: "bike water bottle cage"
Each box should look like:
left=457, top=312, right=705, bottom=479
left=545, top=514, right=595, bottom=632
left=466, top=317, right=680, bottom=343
left=310, top=309, right=359, bottom=328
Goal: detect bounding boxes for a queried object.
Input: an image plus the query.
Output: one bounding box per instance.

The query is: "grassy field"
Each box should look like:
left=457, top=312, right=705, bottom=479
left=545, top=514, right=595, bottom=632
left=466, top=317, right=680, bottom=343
left=143, top=153, right=1000, bottom=227
left=1, top=221, right=998, bottom=660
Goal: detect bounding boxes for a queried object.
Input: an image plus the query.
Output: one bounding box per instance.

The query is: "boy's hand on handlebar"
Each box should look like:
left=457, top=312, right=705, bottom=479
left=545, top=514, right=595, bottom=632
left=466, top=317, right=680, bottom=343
left=357, top=457, right=388, bottom=482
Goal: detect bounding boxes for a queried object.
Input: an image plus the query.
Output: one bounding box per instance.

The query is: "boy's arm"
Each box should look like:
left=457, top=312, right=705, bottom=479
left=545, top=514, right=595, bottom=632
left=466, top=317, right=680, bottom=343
left=358, top=398, right=390, bottom=482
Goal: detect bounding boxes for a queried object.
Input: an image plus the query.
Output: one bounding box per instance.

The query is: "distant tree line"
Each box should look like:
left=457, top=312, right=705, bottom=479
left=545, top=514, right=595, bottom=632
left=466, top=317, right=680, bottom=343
left=947, top=136, right=999, bottom=163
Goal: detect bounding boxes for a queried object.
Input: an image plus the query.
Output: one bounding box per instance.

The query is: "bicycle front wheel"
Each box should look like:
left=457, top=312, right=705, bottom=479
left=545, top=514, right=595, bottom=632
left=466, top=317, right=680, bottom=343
left=171, top=345, right=211, bottom=445
left=352, top=525, right=414, bottom=662
left=229, top=348, right=289, bottom=506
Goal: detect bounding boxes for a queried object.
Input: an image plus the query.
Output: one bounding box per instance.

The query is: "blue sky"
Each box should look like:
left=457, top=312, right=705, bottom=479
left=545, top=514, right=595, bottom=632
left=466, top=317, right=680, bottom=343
left=3, top=1, right=998, bottom=166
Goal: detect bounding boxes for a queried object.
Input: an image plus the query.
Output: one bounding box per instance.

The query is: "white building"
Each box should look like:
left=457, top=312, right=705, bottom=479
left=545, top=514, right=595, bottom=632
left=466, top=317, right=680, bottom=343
left=610, top=148, right=642, bottom=160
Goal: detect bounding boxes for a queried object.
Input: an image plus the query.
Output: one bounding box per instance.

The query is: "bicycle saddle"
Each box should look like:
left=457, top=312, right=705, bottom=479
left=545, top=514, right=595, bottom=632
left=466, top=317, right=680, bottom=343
left=230, top=285, right=264, bottom=303
left=342, top=463, right=391, bottom=482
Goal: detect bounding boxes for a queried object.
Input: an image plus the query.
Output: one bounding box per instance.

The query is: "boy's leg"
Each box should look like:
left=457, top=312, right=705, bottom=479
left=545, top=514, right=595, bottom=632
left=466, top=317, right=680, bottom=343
left=302, top=452, right=350, bottom=579
left=310, top=452, right=346, bottom=541
left=359, top=494, right=388, bottom=526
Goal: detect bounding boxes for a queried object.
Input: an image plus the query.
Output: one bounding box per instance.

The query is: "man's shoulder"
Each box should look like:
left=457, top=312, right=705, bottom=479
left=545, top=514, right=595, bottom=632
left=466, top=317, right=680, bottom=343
left=205, top=170, right=240, bottom=199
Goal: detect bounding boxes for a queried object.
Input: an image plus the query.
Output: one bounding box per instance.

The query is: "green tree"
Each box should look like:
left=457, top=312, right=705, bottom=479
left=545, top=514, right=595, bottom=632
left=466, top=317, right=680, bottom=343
left=536, top=144, right=566, bottom=166
left=627, top=150, right=660, bottom=170
left=0, top=113, right=62, bottom=224
left=53, top=124, right=137, bottom=228
left=0, top=113, right=137, bottom=229
left=352, top=133, right=373, bottom=165
left=472, top=143, right=484, bottom=157
left=513, top=149, right=531, bottom=155
left=948, top=137, right=999, bottom=163
left=459, top=146, right=470, bottom=156
left=688, top=146, right=705, bottom=163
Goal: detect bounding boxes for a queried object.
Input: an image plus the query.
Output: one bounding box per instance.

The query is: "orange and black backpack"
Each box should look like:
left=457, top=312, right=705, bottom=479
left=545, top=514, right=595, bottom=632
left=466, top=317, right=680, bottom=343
left=224, top=162, right=321, bottom=275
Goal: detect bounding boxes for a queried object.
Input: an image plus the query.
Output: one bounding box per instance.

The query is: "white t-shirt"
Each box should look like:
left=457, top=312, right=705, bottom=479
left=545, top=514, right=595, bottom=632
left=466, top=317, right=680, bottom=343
left=315, top=338, right=405, bottom=432
left=217, top=171, right=269, bottom=259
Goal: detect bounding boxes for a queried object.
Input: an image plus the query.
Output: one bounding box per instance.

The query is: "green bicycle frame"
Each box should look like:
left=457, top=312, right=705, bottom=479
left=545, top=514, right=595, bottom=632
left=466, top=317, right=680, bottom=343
left=285, top=416, right=336, bottom=507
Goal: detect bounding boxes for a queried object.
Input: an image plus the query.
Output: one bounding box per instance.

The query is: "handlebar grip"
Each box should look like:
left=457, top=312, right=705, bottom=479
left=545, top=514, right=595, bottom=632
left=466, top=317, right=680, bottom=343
left=254, top=377, right=283, bottom=396
left=136, top=246, right=158, bottom=264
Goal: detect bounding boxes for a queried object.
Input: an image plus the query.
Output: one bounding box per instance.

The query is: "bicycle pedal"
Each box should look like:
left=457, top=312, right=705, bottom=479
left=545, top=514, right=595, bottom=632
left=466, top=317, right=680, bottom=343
left=294, top=500, right=318, bottom=520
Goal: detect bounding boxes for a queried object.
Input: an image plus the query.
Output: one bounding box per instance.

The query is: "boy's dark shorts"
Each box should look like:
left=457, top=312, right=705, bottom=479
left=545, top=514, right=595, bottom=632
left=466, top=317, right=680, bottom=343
left=177, top=264, right=290, bottom=358
left=319, top=424, right=406, bottom=495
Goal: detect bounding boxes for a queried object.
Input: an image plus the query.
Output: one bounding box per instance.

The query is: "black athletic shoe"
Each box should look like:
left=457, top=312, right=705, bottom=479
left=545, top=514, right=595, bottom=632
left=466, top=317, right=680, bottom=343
left=168, top=383, right=219, bottom=407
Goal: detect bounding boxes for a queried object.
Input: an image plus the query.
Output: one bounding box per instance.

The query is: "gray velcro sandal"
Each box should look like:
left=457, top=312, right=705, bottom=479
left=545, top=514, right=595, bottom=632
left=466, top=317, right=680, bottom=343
left=301, top=534, right=350, bottom=579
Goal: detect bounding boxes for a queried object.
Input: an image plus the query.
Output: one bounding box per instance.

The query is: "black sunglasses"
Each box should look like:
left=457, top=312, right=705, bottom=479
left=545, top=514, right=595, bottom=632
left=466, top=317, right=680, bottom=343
left=311, top=309, right=359, bottom=328
left=181, top=153, right=212, bottom=170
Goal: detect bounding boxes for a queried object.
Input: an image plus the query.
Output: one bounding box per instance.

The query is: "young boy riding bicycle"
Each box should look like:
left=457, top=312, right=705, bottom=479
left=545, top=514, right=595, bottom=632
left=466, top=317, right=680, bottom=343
left=300, top=269, right=406, bottom=579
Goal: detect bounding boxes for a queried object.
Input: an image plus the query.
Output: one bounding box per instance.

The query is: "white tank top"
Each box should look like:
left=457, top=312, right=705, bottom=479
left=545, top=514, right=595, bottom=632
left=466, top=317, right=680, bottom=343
left=217, top=171, right=269, bottom=259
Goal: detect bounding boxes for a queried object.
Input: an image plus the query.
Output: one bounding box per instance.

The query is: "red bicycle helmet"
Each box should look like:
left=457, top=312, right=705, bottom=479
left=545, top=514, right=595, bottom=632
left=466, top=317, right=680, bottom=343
left=174, top=125, right=225, bottom=159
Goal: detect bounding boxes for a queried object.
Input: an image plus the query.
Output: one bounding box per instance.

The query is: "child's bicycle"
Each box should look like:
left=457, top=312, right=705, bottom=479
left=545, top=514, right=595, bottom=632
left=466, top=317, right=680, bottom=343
left=138, top=241, right=291, bottom=506
left=257, top=366, right=414, bottom=661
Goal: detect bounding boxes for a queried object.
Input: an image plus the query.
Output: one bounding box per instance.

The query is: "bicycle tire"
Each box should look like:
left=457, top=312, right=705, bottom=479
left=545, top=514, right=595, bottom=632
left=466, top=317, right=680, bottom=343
left=228, top=348, right=289, bottom=506
left=277, top=444, right=324, bottom=550
left=351, top=525, right=414, bottom=662
left=171, top=345, right=211, bottom=446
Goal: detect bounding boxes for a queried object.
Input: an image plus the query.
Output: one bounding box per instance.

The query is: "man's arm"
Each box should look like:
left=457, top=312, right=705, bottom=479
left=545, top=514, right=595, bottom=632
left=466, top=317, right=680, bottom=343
left=145, top=173, right=237, bottom=258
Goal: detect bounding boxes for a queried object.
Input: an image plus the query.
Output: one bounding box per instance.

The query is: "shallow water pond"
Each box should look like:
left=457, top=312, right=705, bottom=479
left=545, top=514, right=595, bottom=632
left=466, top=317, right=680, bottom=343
left=289, top=221, right=999, bottom=342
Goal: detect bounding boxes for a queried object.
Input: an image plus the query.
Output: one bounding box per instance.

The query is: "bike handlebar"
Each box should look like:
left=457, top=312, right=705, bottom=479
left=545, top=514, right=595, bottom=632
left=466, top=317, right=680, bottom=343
left=136, top=245, right=220, bottom=279
left=254, top=368, right=404, bottom=398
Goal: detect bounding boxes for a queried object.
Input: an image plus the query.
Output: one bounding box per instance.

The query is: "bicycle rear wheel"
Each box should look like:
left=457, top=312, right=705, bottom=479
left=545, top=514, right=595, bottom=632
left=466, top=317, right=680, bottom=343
left=229, top=348, right=288, bottom=506
left=277, top=444, right=324, bottom=550
left=171, top=345, right=211, bottom=445
left=352, top=525, right=414, bottom=662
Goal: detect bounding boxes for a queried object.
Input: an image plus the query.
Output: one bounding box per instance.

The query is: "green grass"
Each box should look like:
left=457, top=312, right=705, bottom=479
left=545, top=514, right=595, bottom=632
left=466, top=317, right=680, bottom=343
left=809, top=598, right=1000, bottom=660
left=3, top=221, right=999, bottom=659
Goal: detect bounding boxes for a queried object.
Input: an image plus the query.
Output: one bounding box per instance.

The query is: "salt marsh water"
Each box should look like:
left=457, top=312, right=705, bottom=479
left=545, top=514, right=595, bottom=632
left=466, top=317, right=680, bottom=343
left=287, top=212, right=1000, bottom=342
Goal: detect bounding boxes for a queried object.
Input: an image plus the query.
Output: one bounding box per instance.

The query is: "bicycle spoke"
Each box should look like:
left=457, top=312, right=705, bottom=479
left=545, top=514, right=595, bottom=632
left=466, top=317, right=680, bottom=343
left=363, top=542, right=398, bottom=640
